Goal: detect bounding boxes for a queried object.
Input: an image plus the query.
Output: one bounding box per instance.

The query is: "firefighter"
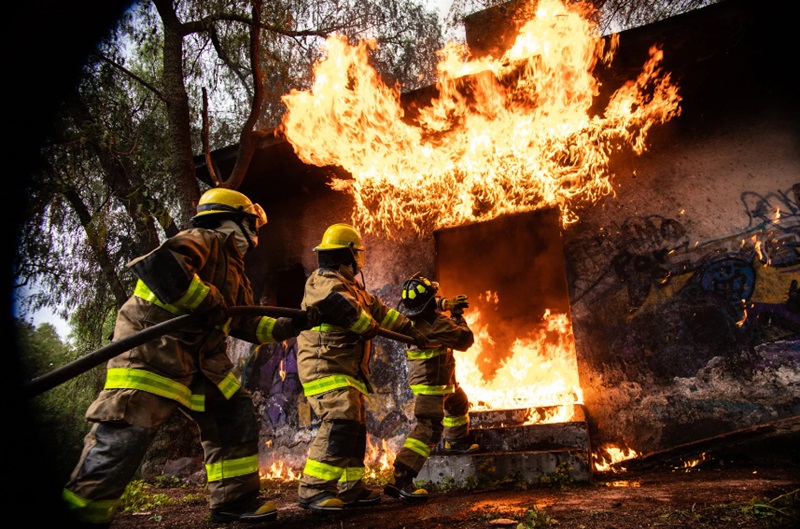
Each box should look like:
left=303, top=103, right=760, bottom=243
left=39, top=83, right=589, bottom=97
left=384, top=274, right=479, bottom=501
left=62, top=188, right=305, bottom=527
left=296, top=223, right=427, bottom=512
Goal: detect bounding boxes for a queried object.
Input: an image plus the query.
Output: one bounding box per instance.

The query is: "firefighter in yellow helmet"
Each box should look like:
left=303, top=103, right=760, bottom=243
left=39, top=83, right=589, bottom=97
left=63, top=188, right=305, bottom=527
left=296, top=223, right=427, bottom=512
left=384, top=273, right=479, bottom=502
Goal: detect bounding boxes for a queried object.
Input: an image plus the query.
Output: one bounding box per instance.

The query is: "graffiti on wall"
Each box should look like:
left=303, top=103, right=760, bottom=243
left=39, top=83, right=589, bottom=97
left=236, top=278, right=420, bottom=470
left=243, top=325, right=416, bottom=444
left=243, top=339, right=303, bottom=432
left=565, top=185, right=799, bottom=383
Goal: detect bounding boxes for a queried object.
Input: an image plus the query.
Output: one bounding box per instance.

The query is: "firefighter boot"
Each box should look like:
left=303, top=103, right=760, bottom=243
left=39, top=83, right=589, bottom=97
left=383, top=464, right=428, bottom=502
left=210, top=497, right=278, bottom=523
left=298, top=491, right=345, bottom=512
left=341, top=487, right=382, bottom=508
left=443, top=437, right=480, bottom=454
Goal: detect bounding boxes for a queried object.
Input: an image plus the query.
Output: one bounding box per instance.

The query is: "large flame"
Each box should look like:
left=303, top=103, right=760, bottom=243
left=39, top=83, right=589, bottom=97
left=457, top=302, right=583, bottom=418
left=280, top=0, right=681, bottom=237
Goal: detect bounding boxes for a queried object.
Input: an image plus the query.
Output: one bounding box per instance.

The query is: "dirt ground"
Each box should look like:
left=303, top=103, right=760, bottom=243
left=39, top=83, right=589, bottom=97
left=108, top=456, right=799, bottom=529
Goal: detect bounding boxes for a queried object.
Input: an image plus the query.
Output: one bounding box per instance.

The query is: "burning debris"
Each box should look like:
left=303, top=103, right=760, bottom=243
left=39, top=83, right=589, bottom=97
left=593, top=443, right=641, bottom=473
left=279, top=0, right=681, bottom=237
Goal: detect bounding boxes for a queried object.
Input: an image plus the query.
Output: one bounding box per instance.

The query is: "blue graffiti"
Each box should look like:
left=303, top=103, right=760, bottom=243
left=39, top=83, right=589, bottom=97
left=741, top=187, right=799, bottom=232
left=741, top=187, right=800, bottom=267
left=689, top=252, right=755, bottom=306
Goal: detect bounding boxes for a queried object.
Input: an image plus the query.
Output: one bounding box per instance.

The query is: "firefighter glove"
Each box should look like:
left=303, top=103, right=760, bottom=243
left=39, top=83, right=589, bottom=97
left=273, top=317, right=299, bottom=340
left=304, top=304, right=322, bottom=329
left=407, top=327, right=428, bottom=348
left=438, top=295, right=469, bottom=314
left=290, top=311, right=308, bottom=330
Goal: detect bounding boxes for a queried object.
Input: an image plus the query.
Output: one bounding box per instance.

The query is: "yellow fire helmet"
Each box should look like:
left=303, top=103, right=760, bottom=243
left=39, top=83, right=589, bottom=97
left=192, top=188, right=267, bottom=229
left=314, top=223, right=366, bottom=271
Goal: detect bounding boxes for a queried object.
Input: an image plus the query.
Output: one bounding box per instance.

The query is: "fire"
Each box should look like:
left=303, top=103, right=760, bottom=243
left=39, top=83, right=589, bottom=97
left=603, top=480, right=641, bottom=488
left=463, top=293, right=581, bottom=419
left=364, top=436, right=394, bottom=481
left=260, top=460, right=300, bottom=481
left=677, top=452, right=706, bottom=470
left=457, top=304, right=583, bottom=419
left=592, top=443, right=641, bottom=472
left=279, top=0, right=681, bottom=237
left=259, top=436, right=393, bottom=483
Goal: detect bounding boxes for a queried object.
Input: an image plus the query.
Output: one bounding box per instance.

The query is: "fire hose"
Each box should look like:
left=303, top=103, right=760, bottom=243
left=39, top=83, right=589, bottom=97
left=23, top=305, right=435, bottom=399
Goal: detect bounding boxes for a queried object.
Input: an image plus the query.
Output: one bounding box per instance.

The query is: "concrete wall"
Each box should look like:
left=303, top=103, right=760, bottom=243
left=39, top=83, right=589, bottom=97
left=564, top=120, right=798, bottom=453
left=232, top=0, right=798, bottom=466
left=559, top=0, right=799, bottom=454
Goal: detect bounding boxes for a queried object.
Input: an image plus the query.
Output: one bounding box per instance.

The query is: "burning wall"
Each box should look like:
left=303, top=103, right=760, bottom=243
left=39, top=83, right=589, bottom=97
left=219, top=0, right=798, bottom=471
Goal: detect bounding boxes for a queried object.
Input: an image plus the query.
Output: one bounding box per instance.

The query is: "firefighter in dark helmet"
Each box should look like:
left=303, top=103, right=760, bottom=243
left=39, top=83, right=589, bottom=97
left=384, top=273, right=479, bottom=501
left=296, top=223, right=427, bottom=512
left=62, top=188, right=305, bottom=526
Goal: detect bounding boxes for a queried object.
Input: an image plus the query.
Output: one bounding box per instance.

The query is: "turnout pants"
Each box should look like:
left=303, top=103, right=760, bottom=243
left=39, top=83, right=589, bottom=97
left=394, top=386, right=470, bottom=475
left=63, top=381, right=261, bottom=524
left=298, top=387, right=370, bottom=503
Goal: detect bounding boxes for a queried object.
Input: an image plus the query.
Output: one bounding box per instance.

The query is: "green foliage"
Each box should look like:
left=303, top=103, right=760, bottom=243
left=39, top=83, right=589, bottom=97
left=416, top=475, right=461, bottom=493
left=17, top=319, right=102, bottom=482
left=538, top=461, right=575, bottom=490
left=477, top=472, right=527, bottom=490
left=518, top=506, right=555, bottom=528
left=655, top=488, right=799, bottom=527
left=119, top=480, right=173, bottom=513
left=152, top=475, right=184, bottom=489
left=181, top=492, right=206, bottom=504
left=740, top=489, right=799, bottom=527
left=362, top=465, right=394, bottom=487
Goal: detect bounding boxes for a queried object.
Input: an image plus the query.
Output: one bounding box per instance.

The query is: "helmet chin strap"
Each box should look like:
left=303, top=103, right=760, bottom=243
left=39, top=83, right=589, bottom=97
left=348, top=244, right=358, bottom=274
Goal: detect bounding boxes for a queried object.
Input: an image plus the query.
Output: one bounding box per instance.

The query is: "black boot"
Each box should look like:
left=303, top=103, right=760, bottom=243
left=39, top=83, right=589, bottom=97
left=383, top=464, right=428, bottom=502
left=211, top=496, right=278, bottom=523
left=443, top=437, right=480, bottom=454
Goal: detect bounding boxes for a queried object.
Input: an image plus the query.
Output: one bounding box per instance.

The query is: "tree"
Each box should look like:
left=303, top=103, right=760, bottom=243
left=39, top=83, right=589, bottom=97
left=16, top=319, right=104, bottom=481
left=14, top=0, right=444, bottom=353
left=443, top=0, right=721, bottom=37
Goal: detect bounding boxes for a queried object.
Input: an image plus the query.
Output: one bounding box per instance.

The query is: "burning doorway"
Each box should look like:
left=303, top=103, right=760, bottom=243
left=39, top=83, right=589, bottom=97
left=435, top=207, right=582, bottom=415
left=416, top=208, right=591, bottom=486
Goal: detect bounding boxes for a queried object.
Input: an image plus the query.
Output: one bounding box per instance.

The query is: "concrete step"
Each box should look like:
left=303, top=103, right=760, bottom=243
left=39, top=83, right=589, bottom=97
left=416, top=448, right=592, bottom=487
left=418, top=405, right=592, bottom=487
left=432, top=404, right=591, bottom=454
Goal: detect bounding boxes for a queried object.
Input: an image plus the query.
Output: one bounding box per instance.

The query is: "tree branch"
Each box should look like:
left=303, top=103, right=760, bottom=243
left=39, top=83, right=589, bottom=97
left=206, top=22, right=252, bottom=99
left=90, top=51, right=168, bottom=105
left=221, top=0, right=268, bottom=190
left=202, top=87, right=220, bottom=186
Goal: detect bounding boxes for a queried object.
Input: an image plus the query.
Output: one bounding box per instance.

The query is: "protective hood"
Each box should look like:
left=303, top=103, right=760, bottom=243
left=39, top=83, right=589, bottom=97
left=216, top=219, right=257, bottom=256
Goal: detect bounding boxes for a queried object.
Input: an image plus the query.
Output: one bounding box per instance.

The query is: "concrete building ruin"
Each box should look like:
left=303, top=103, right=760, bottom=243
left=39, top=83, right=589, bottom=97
left=197, top=0, right=798, bottom=485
